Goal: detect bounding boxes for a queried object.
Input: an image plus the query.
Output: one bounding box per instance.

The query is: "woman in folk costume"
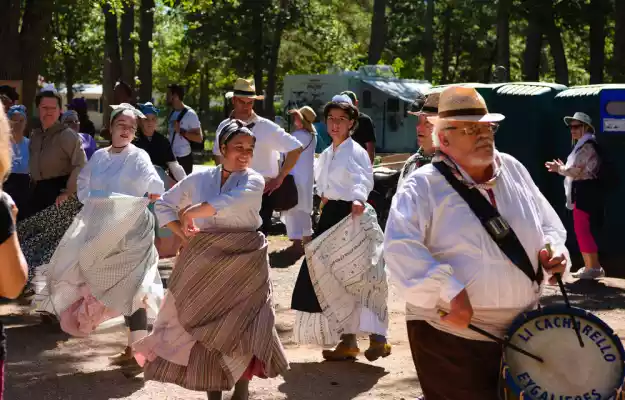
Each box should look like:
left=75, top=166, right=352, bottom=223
left=281, top=106, right=317, bottom=257
left=34, top=103, right=165, bottom=376
left=546, top=112, right=605, bottom=280
left=133, top=120, right=288, bottom=400
left=290, top=95, right=391, bottom=362
left=4, top=105, right=30, bottom=220
left=134, top=102, right=186, bottom=258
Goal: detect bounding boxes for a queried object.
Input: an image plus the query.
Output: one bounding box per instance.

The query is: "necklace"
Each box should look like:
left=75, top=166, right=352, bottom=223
left=112, top=144, right=128, bottom=149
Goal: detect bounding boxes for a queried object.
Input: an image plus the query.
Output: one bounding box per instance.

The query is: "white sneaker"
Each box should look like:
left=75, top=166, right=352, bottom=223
left=572, top=267, right=605, bottom=280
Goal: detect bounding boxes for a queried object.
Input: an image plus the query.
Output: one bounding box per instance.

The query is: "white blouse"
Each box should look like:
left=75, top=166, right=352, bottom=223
left=77, top=144, right=164, bottom=202
left=384, top=152, right=570, bottom=313
left=155, top=166, right=264, bottom=231
left=315, top=137, right=373, bottom=203
left=287, top=129, right=316, bottom=213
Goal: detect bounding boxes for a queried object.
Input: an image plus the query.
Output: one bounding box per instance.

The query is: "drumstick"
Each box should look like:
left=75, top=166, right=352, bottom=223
left=545, top=244, right=585, bottom=348
left=437, top=310, right=544, bottom=363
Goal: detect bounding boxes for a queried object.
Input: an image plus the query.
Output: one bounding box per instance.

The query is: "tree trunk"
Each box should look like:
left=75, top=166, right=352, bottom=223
left=423, top=0, right=435, bottom=82
left=120, top=0, right=136, bottom=89
left=0, top=0, right=22, bottom=79
left=522, top=13, right=542, bottom=81
left=138, top=0, right=155, bottom=102
left=103, top=2, right=121, bottom=131
left=252, top=7, right=265, bottom=116
left=264, top=0, right=289, bottom=120
left=612, top=0, right=625, bottom=82
left=589, top=0, right=608, bottom=84
left=367, top=0, right=387, bottom=65
left=544, top=7, right=569, bottom=86
left=64, top=53, right=75, bottom=104
left=496, top=0, right=512, bottom=80
left=440, top=7, right=452, bottom=84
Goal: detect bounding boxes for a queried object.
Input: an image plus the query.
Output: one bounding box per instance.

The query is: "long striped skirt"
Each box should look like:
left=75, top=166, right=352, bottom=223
left=133, top=231, right=289, bottom=392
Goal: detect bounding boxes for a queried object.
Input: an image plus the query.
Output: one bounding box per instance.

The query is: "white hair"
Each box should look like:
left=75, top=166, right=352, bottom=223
left=432, top=121, right=445, bottom=148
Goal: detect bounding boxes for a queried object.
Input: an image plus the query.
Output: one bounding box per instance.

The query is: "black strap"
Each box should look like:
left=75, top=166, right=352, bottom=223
left=433, top=161, right=543, bottom=286
left=169, top=106, right=191, bottom=146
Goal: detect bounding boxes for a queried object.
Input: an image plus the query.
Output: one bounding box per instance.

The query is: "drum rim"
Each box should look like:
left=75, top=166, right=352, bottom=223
left=503, top=305, right=625, bottom=398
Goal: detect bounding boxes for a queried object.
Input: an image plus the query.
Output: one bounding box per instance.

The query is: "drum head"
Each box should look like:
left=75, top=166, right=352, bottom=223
left=504, top=306, right=625, bottom=399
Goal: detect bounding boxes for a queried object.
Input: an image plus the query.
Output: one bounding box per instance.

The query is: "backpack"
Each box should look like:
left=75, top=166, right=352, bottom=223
left=168, top=106, right=205, bottom=153
left=585, top=140, right=619, bottom=192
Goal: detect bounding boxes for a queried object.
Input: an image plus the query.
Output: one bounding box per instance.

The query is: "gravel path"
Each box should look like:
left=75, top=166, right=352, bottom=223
left=3, top=235, right=625, bottom=399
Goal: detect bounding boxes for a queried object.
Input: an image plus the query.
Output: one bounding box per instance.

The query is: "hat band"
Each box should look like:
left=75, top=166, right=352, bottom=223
left=438, top=107, right=488, bottom=119
left=234, top=89, right=257, bottom=96
left=422, top=106, right=438, bottom=113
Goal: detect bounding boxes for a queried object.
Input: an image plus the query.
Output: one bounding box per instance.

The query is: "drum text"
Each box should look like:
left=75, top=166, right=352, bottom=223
left=517, top=372, right=602, bottom=399
left=516, top=316, right=617, bottom=362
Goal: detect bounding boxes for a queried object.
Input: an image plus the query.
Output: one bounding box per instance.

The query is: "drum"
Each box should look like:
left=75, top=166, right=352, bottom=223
left=502, top=305, right=625, bottom=400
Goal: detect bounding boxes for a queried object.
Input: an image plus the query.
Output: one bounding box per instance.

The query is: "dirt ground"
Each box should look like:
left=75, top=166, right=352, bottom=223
left=3, top=235, right=625, bottom=400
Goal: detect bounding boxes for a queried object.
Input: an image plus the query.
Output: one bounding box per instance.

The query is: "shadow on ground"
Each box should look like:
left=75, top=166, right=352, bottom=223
left=269, top=249, right=302, bottom=269
left=3, top=313, right=142, bottom=400
left=278, top=361, right=388, bottom=400
left=541, top=278, right=625, bottom=311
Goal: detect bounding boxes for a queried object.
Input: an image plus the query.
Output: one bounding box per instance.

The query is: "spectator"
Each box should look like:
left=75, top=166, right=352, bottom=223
left=61, top=110, right=97, bottom=160
left=4, top=105, right=30, bottom=219
left=341, top=90, right=376, bottom=163
left=68, top=97, right=97, bottom=137
left=166, top=84, right=203, bottom=175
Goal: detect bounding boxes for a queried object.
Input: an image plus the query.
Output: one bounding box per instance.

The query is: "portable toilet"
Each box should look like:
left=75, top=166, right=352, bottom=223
left=553, top=85, right=625, bottom=274
left=426, top=82, right=503, bottom=106
left=487, top=83, right=568, bottom=213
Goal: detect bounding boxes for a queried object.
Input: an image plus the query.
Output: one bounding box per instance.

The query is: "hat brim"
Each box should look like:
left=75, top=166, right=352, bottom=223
left=564, top=116, right=595, bottom=132
left=427, top=113, right=505, bottom=124
left=232, top=92, right=265, bottom=100
left=408, top=110, right=438, bottom=116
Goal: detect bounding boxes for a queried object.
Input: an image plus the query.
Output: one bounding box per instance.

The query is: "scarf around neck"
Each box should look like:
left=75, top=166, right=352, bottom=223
left=432, top=150, right=502, bottom=190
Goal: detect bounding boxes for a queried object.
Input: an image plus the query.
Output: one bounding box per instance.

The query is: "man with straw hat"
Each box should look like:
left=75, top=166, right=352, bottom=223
left=214, top=78, right=303, bottom=235
left=398, top=91, right=440, bottom=186
left=384, top=86, right=570, bottom=399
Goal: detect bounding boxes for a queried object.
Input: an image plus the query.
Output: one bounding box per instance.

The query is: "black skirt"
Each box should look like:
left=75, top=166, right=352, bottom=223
left=3, top=173, right=30, bottom=221
left=26, top=175, right=69, bottom=218
left=291, top=200, right=352, bottom=313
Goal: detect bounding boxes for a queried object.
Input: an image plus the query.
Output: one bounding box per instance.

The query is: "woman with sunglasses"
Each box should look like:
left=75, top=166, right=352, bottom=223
left=546, top=112, right=605, bottom=280
left=61, top=110, right=97, bottom=160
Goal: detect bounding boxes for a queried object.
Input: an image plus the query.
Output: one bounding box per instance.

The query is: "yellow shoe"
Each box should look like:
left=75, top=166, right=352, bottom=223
left=109, top=346, right=134, bottom=366
left=364, top=342, right=391, bottom=362
left=322, top=342, right=360, bottom=361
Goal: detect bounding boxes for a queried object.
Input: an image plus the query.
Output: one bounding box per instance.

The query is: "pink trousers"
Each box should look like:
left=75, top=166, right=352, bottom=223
left=573, top=204, right=598, bottom=253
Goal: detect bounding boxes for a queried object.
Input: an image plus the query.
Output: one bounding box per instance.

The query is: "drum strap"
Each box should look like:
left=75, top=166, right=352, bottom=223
left=433, top=162, right=543, bottom=286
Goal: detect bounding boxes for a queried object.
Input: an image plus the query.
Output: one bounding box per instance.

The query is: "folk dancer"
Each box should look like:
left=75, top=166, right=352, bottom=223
left=546, top=112, right=605, bottom=280
left=291, top=95, right=391, bottom=362
left=281, top=106, right=318, bottom=257
left=213, top=78, right=303, bottom=235
left=34, top=103, right=165, bottom=377
left=134, top=120, right=288, bottom=400
left=384, top=86, right=570, bottom=399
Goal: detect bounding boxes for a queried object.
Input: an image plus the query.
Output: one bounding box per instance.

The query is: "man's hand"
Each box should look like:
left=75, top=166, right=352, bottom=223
left=539, top=247, right=567, bottom=285
left=174, top=121, right=181, bottom=134
left=56, top=192, right=70, bottom=208
left=263, top=175, right=285, bottom=195
left=545, top=159, right=564, bottom=173
left=351, top=200, right=365, bottom=216
left=441, top=289, right=473, bottom=329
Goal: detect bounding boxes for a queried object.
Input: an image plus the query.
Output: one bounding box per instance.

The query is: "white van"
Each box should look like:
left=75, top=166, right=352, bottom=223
left=58, top=84, right=104, bottom=131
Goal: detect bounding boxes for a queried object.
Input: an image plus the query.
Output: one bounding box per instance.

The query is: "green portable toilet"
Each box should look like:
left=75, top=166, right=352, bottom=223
left=553, top=84, right=625, bottom=274
left=488, top=83, right=568, bottom=213
left=426, top=83, right=502, bottom=105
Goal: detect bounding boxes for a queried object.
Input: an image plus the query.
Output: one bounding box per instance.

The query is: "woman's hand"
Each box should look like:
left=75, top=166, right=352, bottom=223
left=55, top=192, right=70, bottom=208
left=180, top=206, right=201, bottom=237
left=351, top=200, right=365, bottom=216
left=545, top=159, right=563, bottom=173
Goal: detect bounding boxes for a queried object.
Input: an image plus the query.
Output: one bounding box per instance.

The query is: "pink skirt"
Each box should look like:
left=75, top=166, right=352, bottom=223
left=573, top=204, right=598, bottom=253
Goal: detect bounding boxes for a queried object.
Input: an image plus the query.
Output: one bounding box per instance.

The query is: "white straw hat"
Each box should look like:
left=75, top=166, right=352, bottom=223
left=427, top=86, right=505, bottom=124
left=564, top=112, right=595, bottom=133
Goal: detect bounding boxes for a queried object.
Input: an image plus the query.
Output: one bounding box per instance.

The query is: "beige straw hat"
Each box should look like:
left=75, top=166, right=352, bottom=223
left=289, top=106, right=316, bottom=133
left=226, top=78, right=265, bottom=100
left=427, top=86, right=504, bottom=123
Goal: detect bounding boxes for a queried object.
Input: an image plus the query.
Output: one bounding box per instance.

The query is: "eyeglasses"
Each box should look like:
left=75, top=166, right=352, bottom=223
left=569, top=123, right=583, bottom=130
left=443, top=123, right=499, bottom=136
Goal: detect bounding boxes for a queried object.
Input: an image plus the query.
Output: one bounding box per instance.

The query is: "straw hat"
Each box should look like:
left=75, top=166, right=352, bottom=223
left=289, top=106, right=316, bottom=133
left=427, top=86, right=504, bottom=123
left=564, top=112, right=595, bottom=133
left=226, top=78, right=265, bottom=100
left=408, top=92, right=440, bottom=116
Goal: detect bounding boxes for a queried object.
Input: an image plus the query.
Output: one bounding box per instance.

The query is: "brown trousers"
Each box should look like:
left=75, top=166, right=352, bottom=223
left=407, top=320, right=505, bottom=400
